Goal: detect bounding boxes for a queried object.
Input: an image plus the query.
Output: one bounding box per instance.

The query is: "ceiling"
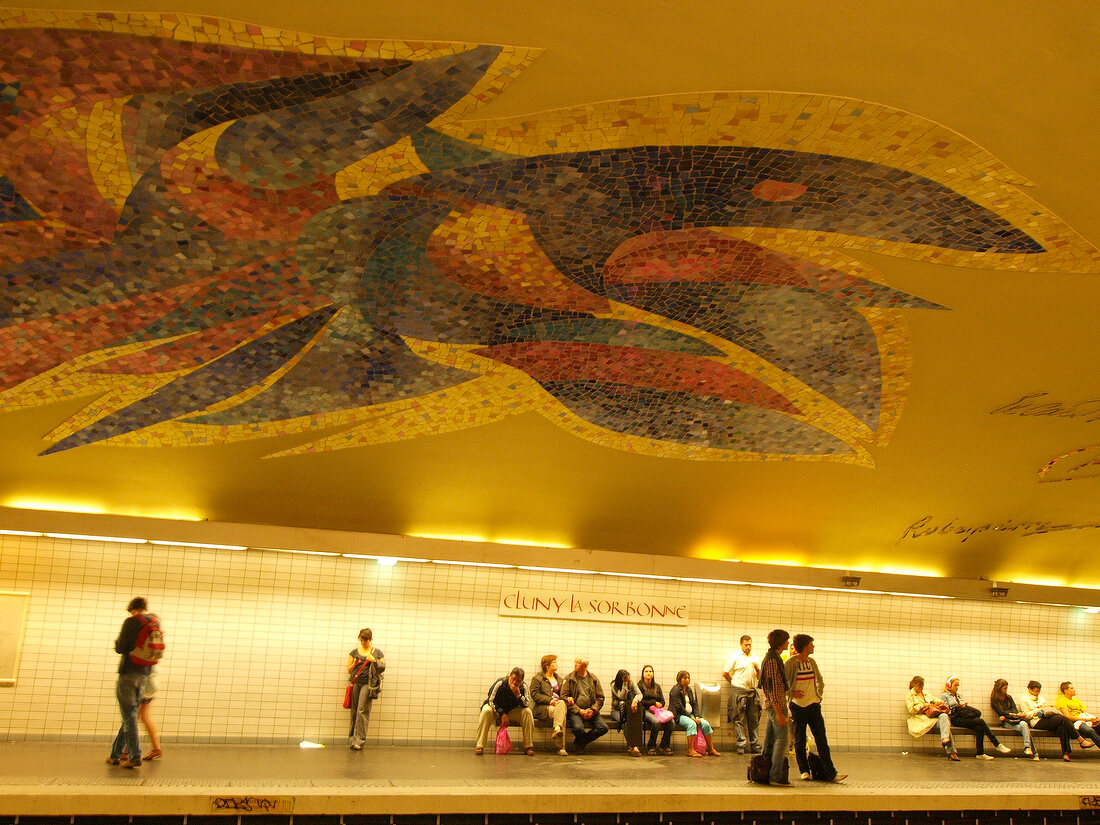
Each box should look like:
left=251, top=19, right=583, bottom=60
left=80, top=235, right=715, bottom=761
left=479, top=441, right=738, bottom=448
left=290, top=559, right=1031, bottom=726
left=1, top=1, right=1098, bottom=587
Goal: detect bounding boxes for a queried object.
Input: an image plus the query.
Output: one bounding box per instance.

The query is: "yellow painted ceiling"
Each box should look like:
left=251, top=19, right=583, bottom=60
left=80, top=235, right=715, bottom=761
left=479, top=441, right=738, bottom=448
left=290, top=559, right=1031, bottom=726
left=1, top=1, right=1098, bottom=586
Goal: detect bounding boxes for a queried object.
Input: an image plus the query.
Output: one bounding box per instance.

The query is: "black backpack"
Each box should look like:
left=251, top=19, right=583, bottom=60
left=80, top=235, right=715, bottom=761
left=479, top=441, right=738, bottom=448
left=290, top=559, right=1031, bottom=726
left=748, top=753, right=788, bottom=785
left=807, top=751, right=827, bottom=780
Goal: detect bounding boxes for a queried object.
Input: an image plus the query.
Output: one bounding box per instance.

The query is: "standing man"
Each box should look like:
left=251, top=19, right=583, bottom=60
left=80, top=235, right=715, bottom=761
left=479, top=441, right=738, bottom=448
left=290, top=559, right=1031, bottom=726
left=475, top=667, right=536, bottom=755
left=722, top=634, right=762, bottom=755
left=759, top=628, right=790, bottom=786
left=784, top=634, right=845, bottom=782
left=107, top=597, right=151, bottom=768
left=562, top=656, right=609, bottom=753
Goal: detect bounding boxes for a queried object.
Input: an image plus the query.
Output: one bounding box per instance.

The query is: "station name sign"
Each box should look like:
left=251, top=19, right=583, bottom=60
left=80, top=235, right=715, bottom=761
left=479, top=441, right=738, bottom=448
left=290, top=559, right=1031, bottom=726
left=499, top=588, right=689, bottom=626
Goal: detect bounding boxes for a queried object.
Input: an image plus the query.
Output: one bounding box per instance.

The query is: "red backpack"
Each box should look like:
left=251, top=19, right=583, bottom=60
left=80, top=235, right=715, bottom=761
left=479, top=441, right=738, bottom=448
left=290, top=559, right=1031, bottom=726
left=130, top=613, right=166, bottom=666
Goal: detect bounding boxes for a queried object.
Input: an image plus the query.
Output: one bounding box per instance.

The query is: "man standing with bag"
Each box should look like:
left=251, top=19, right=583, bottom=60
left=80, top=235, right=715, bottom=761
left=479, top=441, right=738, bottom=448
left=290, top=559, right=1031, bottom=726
left=106, top=597, right=152, bottom=768
left=723, top=634, right=762, bottom=755
left=784, top=634, right=845, bottom=782
left=475, top=667, right=535, bottom=755
left=758, top=629, right=790, bottom=786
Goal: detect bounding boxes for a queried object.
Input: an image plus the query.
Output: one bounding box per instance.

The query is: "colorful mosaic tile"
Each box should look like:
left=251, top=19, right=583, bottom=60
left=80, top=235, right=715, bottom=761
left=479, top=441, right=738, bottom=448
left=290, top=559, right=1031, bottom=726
left=0, top=11, right=1096, bottom=464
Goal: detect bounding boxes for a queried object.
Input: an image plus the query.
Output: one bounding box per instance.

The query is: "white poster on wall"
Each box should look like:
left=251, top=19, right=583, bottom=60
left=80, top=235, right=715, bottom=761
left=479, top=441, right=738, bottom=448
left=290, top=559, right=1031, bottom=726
left=0, top=591, right=29, bottom=685
left=499, top=588, right=689, bottom=626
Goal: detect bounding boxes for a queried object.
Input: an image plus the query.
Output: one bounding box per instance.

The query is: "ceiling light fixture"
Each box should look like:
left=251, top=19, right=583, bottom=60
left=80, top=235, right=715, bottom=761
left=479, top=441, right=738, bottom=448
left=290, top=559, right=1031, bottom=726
left=431, top=559, right=515, bottom=568
left=44, top=532, right=148, bottom=544
left=518, top=565, right=597, bottom=575
left=257, top=547, right=340, bottom=556
left=150, top=540, right=248, bottom=551
left=0, top=529, right=43, bottom=537
left=842, top=575, right=861, bottom=588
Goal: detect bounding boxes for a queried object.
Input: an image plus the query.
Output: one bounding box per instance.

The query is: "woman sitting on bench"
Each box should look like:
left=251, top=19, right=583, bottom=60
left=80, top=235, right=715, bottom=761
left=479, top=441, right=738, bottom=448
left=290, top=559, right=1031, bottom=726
left=942, top=677, right=1011, bottom=759
left=906, top=676, right=957, bottom=761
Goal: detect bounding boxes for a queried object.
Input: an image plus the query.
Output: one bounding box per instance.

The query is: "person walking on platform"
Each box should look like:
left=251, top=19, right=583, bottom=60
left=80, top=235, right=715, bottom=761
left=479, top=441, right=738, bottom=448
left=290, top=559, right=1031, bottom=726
left=107, top=597, right=153, bottom=769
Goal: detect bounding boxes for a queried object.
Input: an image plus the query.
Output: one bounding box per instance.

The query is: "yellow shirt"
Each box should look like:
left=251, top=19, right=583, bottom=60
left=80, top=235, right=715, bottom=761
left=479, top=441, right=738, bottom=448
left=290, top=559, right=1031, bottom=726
left=1055, top=694, right=1092, bottom=719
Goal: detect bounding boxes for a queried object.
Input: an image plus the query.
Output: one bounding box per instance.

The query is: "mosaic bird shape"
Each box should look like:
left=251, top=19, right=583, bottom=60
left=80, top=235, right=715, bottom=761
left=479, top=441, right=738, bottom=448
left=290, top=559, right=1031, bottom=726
left=0, top=12, right=1096, bottom=464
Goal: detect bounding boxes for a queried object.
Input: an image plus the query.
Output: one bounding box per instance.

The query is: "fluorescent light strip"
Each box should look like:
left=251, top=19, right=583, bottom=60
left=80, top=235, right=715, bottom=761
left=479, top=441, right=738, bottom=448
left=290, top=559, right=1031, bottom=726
left=257, top=547, right=340, bottom=557
left=431, top=559, right=515, bottom=569
left=885, top=591, right=954, bottom=599
left=750, top=582, right=820, bottom=591
left=677, top=577, right=748, bottom=585
left=598, top=571, right=675, bottom=580
left=0, top=529, right=43, bottom=536
left=342, top=553, right=428, bottom=563
left=44, top=532, right=147, bottom=544
left=151, top=540, right=248, bottom=551
left=518, top=565, right=597, bottom=575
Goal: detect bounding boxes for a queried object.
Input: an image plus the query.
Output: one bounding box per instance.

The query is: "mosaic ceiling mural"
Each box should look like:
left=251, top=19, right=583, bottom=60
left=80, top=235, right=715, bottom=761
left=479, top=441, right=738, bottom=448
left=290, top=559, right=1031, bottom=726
left=0, top=10, right=1096, bottom=467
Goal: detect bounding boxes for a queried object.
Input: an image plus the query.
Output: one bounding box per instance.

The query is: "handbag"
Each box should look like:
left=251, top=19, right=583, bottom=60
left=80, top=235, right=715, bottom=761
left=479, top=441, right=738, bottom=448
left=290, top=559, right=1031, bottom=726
left=692, top=728, right=707, bottom=754
left=344, top=658, right=369, bottom=708
left=495, top=715, right=513, bottom=755
left=651, top=707, right=674, bottom=724
left=950, top=704, right=981, bottom=720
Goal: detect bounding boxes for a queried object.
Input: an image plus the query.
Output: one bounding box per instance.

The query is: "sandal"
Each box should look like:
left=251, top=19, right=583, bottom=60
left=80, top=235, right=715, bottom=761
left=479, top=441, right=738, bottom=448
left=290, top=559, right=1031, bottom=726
left=629, top=747, right=640, bottom=757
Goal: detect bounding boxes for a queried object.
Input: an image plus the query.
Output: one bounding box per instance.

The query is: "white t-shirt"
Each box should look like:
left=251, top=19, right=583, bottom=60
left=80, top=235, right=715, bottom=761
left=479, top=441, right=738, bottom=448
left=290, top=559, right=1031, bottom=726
left=724, top=651, right=761, bottom=690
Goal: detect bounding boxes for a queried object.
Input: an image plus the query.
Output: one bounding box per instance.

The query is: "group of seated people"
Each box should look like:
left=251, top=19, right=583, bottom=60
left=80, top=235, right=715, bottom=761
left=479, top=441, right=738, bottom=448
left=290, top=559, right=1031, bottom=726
left=474, top=654, right=721, bottom=757
left=906, top=676, right=1100, bottom=762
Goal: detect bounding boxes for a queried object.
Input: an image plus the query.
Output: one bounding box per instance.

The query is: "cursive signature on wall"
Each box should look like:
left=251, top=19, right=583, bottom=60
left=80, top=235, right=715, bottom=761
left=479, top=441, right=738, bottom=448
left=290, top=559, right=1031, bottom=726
left=991, top=392, right=1100, bottom=423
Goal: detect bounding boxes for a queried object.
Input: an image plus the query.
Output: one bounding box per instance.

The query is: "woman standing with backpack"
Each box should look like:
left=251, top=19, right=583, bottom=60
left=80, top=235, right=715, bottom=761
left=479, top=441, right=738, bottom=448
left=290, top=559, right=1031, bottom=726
left=347, top=628, right=385, bottom=750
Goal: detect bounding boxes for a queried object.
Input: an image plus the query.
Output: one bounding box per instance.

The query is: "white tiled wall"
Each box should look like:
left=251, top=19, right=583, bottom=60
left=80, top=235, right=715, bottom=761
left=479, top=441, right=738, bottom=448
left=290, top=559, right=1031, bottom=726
left=1, top=532, right=1098, bottom=751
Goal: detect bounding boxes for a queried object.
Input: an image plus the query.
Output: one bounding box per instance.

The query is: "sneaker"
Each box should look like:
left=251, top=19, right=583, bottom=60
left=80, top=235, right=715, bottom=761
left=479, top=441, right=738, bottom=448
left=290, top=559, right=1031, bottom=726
left=120, top=759, right=141, bottom=769
left=736, top=747, right=746, bottom=755
left=1023, top=746, right=1033, bottom=756
left=557, top=747, right=568, bottom=756
left=647, top=747, right=657, bottom=755
left=976, top=753, right=994, bottom=760
left=800, top=772, right=811, bottom=780
left=659, top=746, right=674, bottom=755
left=1032, top=753, right=1040, bottom=761
left=995, top=744, right=1011, bottom=754
left=105, top=756, right=120, bottom=766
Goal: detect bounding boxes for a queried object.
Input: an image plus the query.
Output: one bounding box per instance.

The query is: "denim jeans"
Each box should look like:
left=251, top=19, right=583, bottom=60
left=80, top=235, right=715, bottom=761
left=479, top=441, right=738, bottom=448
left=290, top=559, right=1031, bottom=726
left=1002, top=718, right=1032, bottom=750
left=566, top=708, right=609, bottom=747
left=729, top=686, right=761, bottom=751
left=111, top=672, right=146, bottom=762
left=762, top=706, right=789, bottom=784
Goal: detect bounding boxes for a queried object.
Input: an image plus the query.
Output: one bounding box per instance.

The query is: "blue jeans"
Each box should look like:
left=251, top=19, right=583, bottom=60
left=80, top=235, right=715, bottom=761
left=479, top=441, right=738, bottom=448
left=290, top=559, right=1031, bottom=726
left=762, top=706, right=789, bottom=784
left=111, top=672, right=146, bottom=762
left=566, top=708, right=609, bottom=748
left=1002, top=718, right=1032, bottom=750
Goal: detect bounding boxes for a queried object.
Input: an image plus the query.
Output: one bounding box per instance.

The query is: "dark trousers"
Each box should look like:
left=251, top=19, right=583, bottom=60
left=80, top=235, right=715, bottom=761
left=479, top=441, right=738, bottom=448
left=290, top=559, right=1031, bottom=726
left=790, top=701, right=836, bottom=780
left=1034, top=713, right=1074, bottom=754
left=951, top=714, right=1000, bottom=754
left=567, top=708, right=609, bottom=747
left=644, top=709, right=675, bottom=749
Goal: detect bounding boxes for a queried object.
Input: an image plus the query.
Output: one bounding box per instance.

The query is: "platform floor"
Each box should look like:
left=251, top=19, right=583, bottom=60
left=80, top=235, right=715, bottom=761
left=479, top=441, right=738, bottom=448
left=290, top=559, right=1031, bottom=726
left=2, top=743, right=1100, bottom=817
